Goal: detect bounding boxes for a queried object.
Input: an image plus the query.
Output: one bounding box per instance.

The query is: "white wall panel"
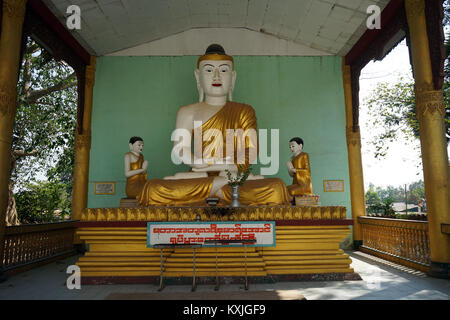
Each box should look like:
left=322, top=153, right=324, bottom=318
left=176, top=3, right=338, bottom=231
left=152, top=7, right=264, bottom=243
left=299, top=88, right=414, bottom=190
left=108, top=28, right=331, bottom=56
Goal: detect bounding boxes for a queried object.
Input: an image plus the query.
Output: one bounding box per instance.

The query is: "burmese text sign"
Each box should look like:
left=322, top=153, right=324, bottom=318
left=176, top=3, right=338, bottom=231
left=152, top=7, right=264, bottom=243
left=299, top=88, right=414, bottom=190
left=147, top=221, right=276, bottom=247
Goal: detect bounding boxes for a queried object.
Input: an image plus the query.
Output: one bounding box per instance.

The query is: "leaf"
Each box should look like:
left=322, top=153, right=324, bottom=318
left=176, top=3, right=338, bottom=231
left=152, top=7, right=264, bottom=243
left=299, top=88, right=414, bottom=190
left=12, top=36, right=77, bottom=205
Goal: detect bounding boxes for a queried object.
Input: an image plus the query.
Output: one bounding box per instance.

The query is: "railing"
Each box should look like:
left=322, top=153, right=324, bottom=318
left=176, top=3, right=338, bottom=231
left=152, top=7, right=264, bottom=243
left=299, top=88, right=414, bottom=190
left=2, top=221, right=76, bottom=272
left=358, top=216, right=430, bottom=272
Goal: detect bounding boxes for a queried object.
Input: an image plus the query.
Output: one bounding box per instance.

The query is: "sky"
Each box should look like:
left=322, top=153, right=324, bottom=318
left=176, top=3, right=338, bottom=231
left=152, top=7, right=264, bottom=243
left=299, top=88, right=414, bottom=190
left=359, top=39, right=449, bottom=189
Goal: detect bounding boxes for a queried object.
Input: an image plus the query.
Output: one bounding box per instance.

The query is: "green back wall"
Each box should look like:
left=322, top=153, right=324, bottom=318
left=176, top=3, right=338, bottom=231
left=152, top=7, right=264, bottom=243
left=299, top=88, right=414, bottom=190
left=88, top=56, right=351, bottom=221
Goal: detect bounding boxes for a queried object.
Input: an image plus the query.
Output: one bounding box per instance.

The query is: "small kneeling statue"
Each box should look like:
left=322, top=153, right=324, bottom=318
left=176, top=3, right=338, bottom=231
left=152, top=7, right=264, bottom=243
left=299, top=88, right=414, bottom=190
left=124, top=136, right=148, bottom=199
left=286, top=137, right=313, bottom=197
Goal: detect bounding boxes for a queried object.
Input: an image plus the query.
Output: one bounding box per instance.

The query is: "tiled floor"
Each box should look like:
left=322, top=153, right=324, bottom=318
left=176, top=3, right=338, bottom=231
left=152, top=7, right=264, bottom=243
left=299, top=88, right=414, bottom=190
left=0, top=251, right=448, bottom=300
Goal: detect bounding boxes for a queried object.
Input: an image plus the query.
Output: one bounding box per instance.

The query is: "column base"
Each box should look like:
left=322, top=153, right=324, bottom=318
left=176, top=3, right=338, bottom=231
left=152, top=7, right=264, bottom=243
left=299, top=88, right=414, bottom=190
left=428, top=262, right=449, bottom=279
left=74, top=243, right=86, bottom=254
left=353, top=240, right=362, bottom=250
left=0, top=268, right=7, bottom=283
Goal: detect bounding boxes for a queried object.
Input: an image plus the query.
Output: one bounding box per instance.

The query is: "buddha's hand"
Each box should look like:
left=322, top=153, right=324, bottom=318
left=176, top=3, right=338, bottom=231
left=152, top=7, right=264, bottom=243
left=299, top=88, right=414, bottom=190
left=192, top=166, right=207, bottom=172
left=192, top=164, right=225, bottom=172
left=191, top=163, right=209, bottom=170
left=221, top=156, right=234, bottom=164
left=193, top=163, right=237, bottom=172
left=203, top=156, right=233, bottom=165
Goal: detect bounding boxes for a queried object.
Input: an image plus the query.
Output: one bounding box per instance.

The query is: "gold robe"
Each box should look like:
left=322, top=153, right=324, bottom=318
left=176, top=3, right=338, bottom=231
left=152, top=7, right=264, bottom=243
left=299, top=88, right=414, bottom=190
left=287, top=152, right=313, bottom=196
left=138, top=102, right=290, bottom=206
left=125, top=153, right=147, bottom=199
left=221, top=178, right=290, bottom=206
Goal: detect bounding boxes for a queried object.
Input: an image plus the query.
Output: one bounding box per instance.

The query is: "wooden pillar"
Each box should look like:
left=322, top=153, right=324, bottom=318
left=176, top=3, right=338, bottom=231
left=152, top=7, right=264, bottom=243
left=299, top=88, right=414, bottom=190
left=342, top=61, right=366, bottom=249
left=71, top=56, right=95, bottom=242
left=0, top=0, right=28, bottom=279
left=405, top=0, right=449, bottom=279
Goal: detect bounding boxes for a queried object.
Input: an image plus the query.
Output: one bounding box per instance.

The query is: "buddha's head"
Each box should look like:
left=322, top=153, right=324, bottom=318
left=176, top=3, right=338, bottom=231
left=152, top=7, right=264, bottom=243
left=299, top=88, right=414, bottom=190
left=289, top=137, right=304, bottom=156
left=129, top=136, right=144, bottom=154
left=195, top=44, right=236, bottom=102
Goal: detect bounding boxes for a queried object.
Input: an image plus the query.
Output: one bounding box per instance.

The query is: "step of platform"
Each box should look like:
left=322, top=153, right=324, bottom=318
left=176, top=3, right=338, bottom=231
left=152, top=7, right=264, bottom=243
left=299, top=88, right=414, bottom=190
left=262, top=254, right=350, bottom=261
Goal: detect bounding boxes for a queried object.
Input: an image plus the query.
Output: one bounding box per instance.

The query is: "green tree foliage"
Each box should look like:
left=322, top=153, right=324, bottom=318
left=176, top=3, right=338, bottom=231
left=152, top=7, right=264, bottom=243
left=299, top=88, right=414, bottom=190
left=407, top=180, right=425, bottom=203
left=365, top=77, right=419, bottom=158
left=445, top=0, right=450, bottom=80
left=11, top=36, right=77, bottom=223
left=365, top=181, right=425, bottom=204
left=376, top=185, right=405, bottom=202
left=365, top=2, right=450, bottom=159
left=365, top=76, right=449, bottom=159
left=366, top=197, right=396, bottom=217
left=14, top=181, right=71, bottom=224
left=365, top=183, right=381, bottom=205
left=365, top=181, right=426, bottom=218
left=366, top=183, right=395, bottom=216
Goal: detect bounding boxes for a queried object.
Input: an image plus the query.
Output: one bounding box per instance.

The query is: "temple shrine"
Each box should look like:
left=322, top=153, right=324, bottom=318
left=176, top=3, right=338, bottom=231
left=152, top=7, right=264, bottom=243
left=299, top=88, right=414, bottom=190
left=0, top=0, right=448, bottom=284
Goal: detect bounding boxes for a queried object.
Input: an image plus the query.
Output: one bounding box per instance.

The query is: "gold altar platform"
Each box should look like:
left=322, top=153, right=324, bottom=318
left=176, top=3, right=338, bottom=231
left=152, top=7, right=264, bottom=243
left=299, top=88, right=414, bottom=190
left=75, top=206, right=357, bottom=282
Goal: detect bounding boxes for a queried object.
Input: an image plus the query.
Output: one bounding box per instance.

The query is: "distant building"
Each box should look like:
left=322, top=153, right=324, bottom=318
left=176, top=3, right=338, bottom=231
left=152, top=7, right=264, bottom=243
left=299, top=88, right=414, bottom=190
left=392, top=202, right=421, bottom=214
left=416, top=199, right=427, bottom=213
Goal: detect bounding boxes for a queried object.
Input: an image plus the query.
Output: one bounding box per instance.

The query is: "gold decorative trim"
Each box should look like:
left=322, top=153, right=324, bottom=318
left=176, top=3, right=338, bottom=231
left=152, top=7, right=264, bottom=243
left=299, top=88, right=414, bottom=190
left=405, top=0, right=425, bottom=20
left=85, top=65, right=96, bottom=88
left=81, top=206, right=348, bottom=222
left=415, top=90, right=445, bottom=121
left=346, top=126, right=361, bottom=147
left=343, top=64, right=351, bottom=83
left=75, top=133, right=91, bottom=150
left=0, top=84, right=17, bottom=117
left=2, top=0, right=27, bottom=20
left=358, top=216, right=428, bottom=231
left=197, top=53, right=234, bottom=68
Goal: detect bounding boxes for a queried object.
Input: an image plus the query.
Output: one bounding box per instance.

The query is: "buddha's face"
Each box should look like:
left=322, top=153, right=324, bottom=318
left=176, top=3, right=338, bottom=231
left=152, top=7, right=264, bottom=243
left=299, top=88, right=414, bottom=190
left=130, top=140, right=144, bottom=154
left=195, top=60, right=236, bottom=99
left=289, top=141, right=302, bottom=155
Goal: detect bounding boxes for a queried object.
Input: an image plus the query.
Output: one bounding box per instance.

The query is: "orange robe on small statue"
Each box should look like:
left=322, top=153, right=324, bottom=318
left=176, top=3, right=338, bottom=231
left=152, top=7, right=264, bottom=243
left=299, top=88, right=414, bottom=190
left=125, top=153, right=148, bottom=199
left=287, top=152, right=313, bottom=196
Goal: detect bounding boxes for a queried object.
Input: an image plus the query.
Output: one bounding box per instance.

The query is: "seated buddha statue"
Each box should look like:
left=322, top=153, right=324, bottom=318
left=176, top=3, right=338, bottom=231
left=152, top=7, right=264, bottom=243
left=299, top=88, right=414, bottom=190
left=138, top=44, right=289, bottom=206
left=286, top=137, right=314, bottom=196
left=124, top=136, right=148, bottom=199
